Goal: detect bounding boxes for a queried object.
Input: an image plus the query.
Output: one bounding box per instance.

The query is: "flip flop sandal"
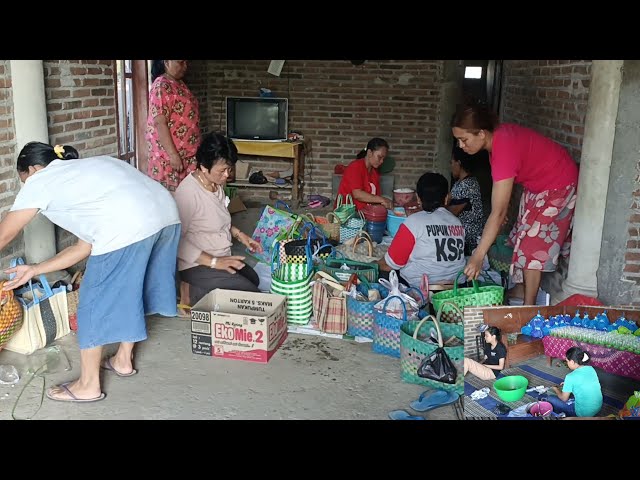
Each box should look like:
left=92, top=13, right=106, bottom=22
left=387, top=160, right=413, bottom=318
left=388, top=410, right=425, bottom=420
left=177, top=303, right=191, bottom=318
left=410, top=389, right=460, bottom=412
left=101, top=357, right=138, bottom=377
left=46, top=382, right=106, bottom=403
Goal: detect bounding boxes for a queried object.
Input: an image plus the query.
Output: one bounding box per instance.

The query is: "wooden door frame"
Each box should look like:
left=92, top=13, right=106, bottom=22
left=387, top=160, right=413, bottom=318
left=132, top=60, right=149, bottom=173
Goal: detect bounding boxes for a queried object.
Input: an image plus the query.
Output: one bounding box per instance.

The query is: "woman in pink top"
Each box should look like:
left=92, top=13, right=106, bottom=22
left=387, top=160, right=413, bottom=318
left=451, top=104, right=578, bottom=305
left=174, top=133, right=263, bottom=310
left=146, top=60, right=201, bottom=191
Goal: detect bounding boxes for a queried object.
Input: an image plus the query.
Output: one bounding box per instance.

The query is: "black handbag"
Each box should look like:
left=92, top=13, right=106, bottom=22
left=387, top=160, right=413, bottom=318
left=417, top=346, right=458, bottom=384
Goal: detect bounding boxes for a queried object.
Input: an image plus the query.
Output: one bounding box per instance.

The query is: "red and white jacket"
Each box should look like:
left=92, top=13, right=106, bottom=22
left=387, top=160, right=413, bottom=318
left=385, top=208, right=466, bottom=287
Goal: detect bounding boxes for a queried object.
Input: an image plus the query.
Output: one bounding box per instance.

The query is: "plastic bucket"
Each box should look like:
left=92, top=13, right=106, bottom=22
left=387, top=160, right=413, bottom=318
left=393, top=188, right=416, bottom=206
left=386, top=210, right=406, bottom=237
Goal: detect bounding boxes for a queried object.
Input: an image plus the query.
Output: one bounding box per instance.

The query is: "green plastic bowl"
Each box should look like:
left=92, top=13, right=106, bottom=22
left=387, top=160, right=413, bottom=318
left=493, top=375, right=528, bottom=402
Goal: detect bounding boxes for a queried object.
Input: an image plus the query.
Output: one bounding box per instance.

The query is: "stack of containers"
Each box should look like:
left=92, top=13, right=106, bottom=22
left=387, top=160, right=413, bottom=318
left=362, top=204, right=387, bottom=243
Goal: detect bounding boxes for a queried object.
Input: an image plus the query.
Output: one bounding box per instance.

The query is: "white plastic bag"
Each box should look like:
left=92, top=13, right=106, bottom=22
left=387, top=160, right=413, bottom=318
left=374, top=271, right=420, bottom=319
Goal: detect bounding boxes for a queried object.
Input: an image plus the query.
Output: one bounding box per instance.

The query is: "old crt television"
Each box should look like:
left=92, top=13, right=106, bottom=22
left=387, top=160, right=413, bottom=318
left=226, top=96, right=288, bottom=141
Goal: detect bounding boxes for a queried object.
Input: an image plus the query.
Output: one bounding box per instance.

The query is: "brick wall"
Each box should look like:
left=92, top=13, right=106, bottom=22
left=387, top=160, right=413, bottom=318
left=44, top=60, right=119, bottom=253
left=463, top=306, right=486, bottom=358
left=0, top=61, right=24, bottom=268
left=189, top=60, right=445, bottom=202
left=625, top=178, right=640, bottom=302
left=501, top=60, right=591, bottom=163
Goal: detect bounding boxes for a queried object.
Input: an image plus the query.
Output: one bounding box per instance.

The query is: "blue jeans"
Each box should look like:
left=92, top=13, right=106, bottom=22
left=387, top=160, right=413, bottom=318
left=540, top=393, right=576, bottom=417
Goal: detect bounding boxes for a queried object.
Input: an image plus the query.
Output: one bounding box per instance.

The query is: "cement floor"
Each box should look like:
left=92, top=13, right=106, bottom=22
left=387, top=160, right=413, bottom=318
left=0, top=206, right=460, bottom=420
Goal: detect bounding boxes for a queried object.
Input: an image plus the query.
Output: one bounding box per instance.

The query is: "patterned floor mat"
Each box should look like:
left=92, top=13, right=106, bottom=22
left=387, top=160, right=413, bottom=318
left=464, top=364, right=624, bottom=419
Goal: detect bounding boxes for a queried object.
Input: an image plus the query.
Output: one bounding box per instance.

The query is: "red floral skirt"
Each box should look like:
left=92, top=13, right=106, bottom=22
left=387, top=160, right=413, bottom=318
left=508, top=184, right=577, bottom=283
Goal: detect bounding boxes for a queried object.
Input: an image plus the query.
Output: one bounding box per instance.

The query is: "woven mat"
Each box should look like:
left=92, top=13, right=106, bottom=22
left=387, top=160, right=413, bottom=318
left=464, top=364, right=623, bottom=419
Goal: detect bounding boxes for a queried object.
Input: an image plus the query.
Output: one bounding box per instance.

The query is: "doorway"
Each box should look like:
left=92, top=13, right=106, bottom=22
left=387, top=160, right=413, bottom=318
left=454, top=59, right=504, bottom=220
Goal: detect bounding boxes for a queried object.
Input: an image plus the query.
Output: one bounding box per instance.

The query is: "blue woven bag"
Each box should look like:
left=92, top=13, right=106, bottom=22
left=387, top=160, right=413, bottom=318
left=372, top=295, right=409, bottom=358
left=346, top=283, right=389, bottom=338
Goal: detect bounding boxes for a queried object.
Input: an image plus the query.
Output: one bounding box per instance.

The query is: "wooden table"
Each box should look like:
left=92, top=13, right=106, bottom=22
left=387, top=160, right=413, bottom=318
left=229, top=140, right=307, bottom=206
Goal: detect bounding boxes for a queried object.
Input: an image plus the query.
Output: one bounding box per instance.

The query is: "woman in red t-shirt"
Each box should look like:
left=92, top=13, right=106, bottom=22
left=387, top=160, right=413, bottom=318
left=451, top=104, right=579, bottom=306
left=336, top=138, right=393, bottom=211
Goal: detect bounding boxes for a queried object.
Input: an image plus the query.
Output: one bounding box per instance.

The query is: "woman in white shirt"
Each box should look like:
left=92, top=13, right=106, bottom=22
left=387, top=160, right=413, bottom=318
left=0, top=141, right=181, bottom=403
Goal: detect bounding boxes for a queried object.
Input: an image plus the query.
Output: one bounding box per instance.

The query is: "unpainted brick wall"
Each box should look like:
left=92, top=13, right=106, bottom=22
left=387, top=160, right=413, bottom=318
left=625, top=184, right=640, bottom=301
left=463, top=306, right=485, bottom=359
left=501, top=60, right=591, bottom=163
left=0, top=61, right=24, bottom=269
left=188, top=60, right=445, bottom=202
left=44, top=60, right=119, bottom=254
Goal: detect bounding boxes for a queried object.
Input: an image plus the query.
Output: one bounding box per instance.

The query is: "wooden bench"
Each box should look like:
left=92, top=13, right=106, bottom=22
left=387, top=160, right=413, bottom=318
left=480, top=306, right=565, bottom=368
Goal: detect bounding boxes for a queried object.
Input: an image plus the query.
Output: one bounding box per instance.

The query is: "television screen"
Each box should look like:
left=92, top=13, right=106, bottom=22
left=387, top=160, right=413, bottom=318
left=226, top=97, right=288, bottom=141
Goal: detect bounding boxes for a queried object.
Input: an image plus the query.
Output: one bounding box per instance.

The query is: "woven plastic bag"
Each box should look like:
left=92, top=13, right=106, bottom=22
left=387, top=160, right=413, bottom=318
left=334, top=194, right=356, bottom=224
left=431, top=271, right=504, bottom=323
left=249, top=201, right=300, bottom=264
left=335, top=232, right=388, bottom=263
left=0, top=281, right=24, bottom=351
left=399, top=301, right=464, bottom=394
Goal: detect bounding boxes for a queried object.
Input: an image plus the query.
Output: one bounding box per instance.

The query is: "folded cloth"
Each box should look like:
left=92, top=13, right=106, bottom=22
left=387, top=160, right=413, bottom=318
left=526, top=385, right=549, bottom=394
left=470, top=387, right=490, bottom=400
left=308, top=194, right=331, bottom=207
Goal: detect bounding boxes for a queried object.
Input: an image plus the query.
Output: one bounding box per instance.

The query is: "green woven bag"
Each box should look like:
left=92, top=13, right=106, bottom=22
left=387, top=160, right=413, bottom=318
left=334, top=194, right=356, bottom=224
left=488, top=234, right=514, bottom=274
left=431, top=271, right=504, bottom=322
left=400, top=301, right=464, bottom=394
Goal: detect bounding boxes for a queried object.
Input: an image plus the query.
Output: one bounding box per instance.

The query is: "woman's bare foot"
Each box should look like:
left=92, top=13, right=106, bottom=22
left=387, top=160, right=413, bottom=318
left=46, top=380, right=104, bottom=402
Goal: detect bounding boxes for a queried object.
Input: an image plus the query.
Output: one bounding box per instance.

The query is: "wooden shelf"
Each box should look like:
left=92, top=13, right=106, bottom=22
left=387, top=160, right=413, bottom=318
left=234, top=140, right=302, bottom=158
left=232, top=139, right=307, bottom=206
left=227, top=180, right=292, bottom=189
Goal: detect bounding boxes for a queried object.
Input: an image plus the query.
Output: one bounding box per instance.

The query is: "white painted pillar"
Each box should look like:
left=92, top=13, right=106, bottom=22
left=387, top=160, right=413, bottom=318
left=10, top=60, right=67, bottom=283
left=562, top=60, right=624, bottom=298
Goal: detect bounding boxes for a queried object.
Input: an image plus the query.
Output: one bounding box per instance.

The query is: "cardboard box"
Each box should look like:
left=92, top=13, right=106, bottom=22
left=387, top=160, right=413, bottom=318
left=227, top=196, right=247, bottom=214
left=190, top=289, right=288, bottom=364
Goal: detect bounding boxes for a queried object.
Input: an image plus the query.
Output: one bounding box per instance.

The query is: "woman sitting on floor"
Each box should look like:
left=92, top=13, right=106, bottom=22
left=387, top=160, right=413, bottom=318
left=540, top=346, right=603, bottom=417
left=174, top=132, right=263, bottom=310
left=463, top=325, right=506, bottom=380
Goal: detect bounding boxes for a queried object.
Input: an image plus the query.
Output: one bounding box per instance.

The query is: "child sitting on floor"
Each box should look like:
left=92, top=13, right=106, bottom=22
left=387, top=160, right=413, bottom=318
left=539, top=346, right=603, bottom=417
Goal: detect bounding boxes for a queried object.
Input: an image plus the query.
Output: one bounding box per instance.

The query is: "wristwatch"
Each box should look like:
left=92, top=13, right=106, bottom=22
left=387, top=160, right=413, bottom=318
left=210, top=257, right=217, bottom=269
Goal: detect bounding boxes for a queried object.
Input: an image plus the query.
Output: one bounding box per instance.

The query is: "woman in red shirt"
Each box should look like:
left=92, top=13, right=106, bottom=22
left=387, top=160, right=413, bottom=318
left=451, top=104, right=579, bottom=305
left=336, top=138, right=393, bottom=211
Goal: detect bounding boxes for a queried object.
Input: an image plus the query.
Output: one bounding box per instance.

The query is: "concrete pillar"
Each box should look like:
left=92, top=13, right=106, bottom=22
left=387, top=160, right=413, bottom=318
left=562, top=60, right=624, bottom=298
left=597, top=60, right=640, bottom=305
left=10, top=60, right=67, bottom=284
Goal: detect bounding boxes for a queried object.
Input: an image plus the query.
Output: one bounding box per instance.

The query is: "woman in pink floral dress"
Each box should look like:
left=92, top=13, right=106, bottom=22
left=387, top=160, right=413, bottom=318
left=146, top=60, right=201, bottom=191
left=451, top=104, right=579, bottom=305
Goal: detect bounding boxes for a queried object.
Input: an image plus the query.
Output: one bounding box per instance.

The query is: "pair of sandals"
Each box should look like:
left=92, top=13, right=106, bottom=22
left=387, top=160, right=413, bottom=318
left=388, top=389, right=460, bottom=420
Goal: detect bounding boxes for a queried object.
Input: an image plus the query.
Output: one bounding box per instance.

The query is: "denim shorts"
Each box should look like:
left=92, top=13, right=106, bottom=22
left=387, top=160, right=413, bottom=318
left=76, top=224, right=180, bottom=349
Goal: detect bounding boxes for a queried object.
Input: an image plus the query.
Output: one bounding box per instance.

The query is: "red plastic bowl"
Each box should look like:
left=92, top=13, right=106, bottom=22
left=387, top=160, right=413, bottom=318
left=362, top=204, right=388, bottom=221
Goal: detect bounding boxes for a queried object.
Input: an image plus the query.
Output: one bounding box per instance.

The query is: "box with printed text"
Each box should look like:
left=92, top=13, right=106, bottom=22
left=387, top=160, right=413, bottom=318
left=190, top=289, right=288, bottom=364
